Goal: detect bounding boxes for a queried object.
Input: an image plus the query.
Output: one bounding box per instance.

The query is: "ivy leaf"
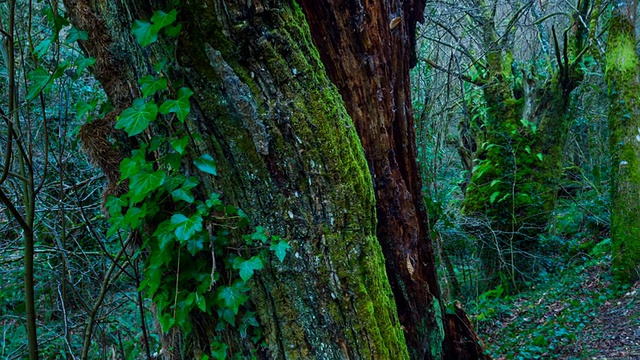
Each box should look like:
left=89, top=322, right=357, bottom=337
left=270, top=240, right=290, bottom=263
left=159, top=87, right=193, bottom=122
left=193, top=154, right=217, bottom=175
left=171, top=187, right=195, bottom=204
left=123, top=206, right=146, bottom=230
left=65, top=26, right=88, bottom=44
left=233, top=256, right=264, bottom=282
left=26, top=66, right=51, bottom=101
left=129, top=170, right=166, bottom=203
left=164, top=23, right=183, bottom=37
left=153, top=220, right=176, bottom=252
left=195, top=293, right=206, bottom=312
left=171, top=213, right=203, bottom=242
left=115, top=98, right=158, bottom=136
left=131, top=20, right=157, bottom=46
left=217, top=281, right=250, bottom=315
left=139, top=75, right=168, bottom=97
left=151, top=9, right=177, bottom=32
left=170, top=136, right=189, bottom=154
left=75, top=99, right=96, bottom=121
left=120, top=157, right=140, bottom=180
left=74, top=57, right=96, bottom=76
left=186, top=236, right=204, bottom=256
left=489, top=191, right=500, bottom=204
left=34, top=39, right=52, bottom=59
left=251, top=226, right=269, bottom=244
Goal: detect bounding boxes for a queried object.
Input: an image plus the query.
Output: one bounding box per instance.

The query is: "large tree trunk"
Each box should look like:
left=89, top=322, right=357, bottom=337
left=297, top=2, right=483, bottom=359
left=63, top=0, right=484, bottom=358
left=605, top=0, right=640, bottom=283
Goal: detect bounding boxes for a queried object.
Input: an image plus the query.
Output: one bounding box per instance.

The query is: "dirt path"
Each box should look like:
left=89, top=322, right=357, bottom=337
left=562, top=281, right=640, bottom=359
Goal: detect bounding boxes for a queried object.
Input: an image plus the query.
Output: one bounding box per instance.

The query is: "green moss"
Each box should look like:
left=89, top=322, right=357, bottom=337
left=606, top=9, right=640, bottom=283
left=606, top=34, right=637, bottom=75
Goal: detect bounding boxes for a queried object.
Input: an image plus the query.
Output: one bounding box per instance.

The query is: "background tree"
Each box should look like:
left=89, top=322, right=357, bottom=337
left=418, top=0, right=594, bottom=291
left=605, top=0, right=640, bottom=282
left=62, top=0, right=484, bottom=359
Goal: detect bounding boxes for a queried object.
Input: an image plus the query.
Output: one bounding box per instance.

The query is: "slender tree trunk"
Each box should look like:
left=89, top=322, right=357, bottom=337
left=605, top=0, right=640, bottom=283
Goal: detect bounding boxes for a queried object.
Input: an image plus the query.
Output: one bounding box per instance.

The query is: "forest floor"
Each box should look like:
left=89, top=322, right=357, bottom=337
left=477, top=262, right=640, bottom=359
left=561, top=280, right=640, bottom=359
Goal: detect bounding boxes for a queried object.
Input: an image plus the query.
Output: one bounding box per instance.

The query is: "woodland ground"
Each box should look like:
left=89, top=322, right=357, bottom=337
left=477, top=267, right=640, bottom=359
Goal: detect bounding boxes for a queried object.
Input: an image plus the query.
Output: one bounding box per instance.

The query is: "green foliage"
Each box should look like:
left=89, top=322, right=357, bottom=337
left=472, top=236, right=623, bottom=359
left=108, top=17, right=290, bottom=354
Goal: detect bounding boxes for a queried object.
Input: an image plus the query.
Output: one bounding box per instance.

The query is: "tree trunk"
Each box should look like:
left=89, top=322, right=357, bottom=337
left=297, top=2, right=484, bottom=358
left=461, top=0, right=589, bottom=291
left=605, top=0, right=640, bottom=283
left=63, top=0, right=485, bottom=358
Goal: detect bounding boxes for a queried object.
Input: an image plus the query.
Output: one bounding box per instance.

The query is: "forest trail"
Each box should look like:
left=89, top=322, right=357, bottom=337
left=481, top=271, right=639, bottom=359
left=564, top=281, right=640, bottom=359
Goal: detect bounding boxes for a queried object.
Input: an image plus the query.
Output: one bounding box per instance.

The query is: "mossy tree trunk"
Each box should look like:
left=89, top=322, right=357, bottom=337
left=298, top=2, right=484, bottom=358
left=63, top=0, right=484, bottom=359
left=605, top=0, right=640, bottom=283
left=461, top=0, right=590, bottom=291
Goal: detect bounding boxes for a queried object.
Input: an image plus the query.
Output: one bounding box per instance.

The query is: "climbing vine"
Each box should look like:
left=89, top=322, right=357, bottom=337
left=105, top=8, right=289, bottom=356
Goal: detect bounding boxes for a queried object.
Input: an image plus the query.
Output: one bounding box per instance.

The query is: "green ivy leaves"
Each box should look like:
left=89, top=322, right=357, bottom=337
left=116, top=98, right=158, bottom=136
left=159, top=87, right=193, bottom=122
left=131, top=9, right=178, bottom=47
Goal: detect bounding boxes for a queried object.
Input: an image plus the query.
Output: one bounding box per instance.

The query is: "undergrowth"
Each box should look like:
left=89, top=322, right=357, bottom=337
left=471, top=237, right=629, bottom=359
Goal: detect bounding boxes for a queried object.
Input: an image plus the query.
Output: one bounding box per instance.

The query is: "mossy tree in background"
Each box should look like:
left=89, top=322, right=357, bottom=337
left=450, top=0, right=592, bottom=291
left=63, top=0, right=484, bottom=358
left=605, top=0, right=640, bottom=283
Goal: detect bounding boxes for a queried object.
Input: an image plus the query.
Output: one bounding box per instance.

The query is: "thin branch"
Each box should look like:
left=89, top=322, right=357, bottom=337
left=424, top=58, right=486, bottom=86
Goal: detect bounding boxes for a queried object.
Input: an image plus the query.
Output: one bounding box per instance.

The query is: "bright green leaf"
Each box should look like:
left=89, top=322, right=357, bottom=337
left=120, top=157, right=140, bottom=180
left=489, top=191, right=500, bottom=204
left=217, top=281, right=249, bottom=315
left=251, top=226, right=269, bottom=244
left=34, top=39, right=52, bottom=59
left=170, top=136, right=189, bottom=154
left=193, top=154, right=217, bottom=175
left=153, top=220, right=175, bottom=251
left=139, top=75, right=168, bottom=97
left=129, top=170, right=166, bottom=203
left=159, top=87, right=193, bottom=122
left=26, top=66, right=51, bottom=101
left=115, top=98, right=158, bottom=136
left=171, top=213, right=203, bottom=242
left=270, top=240, right=290, bottom=263
left=151, top=9, right=177, bottom=32
left=75, top=99, right=96, bottom=121
left=171, top=188, right=195, bottom=204
left=131, top=20, right=157, bottom=46
left=65, top=27, right=88, bottom=44
left=123, top=206, right=146, bottom=230
left=233, top=256, right=264, bottom=282
left=536, top=153, right=544, bottom=161
left=74, top=57, right=96, bottom=76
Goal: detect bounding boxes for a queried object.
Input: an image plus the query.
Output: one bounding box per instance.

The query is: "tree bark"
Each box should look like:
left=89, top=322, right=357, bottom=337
left=63, top=0, right=485, bottom=358
left=297, top=2, right=483, bottom=359
left=605, top=0, right=640, bottom=283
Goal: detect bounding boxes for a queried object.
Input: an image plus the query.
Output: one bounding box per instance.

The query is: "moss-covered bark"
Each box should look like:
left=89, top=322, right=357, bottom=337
left=64, top=0, right=409, bottom=358
left=297, top=1, right=486, bottom=359
left=605, top=1, right=640, bottom=283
